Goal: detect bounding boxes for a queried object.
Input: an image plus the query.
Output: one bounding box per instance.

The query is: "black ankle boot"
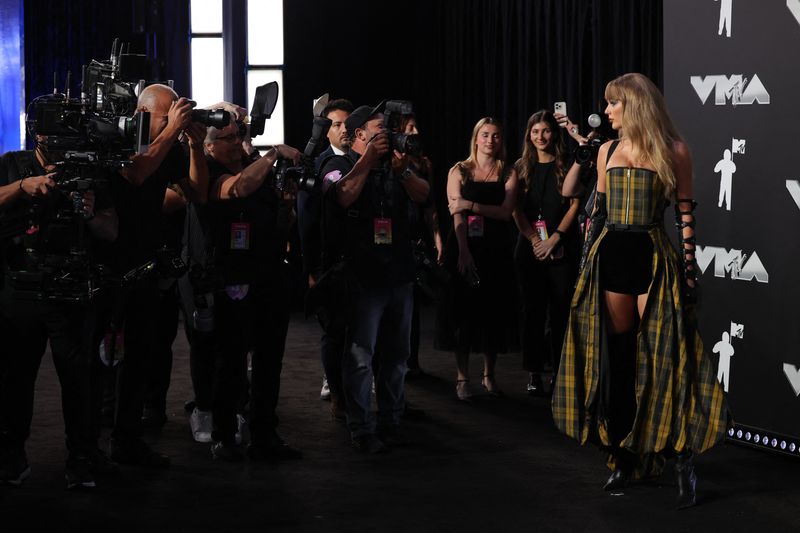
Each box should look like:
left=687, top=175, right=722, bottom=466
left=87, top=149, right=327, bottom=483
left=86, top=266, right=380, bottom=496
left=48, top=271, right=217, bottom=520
left=603, top=468, right=629, bottom=491
left=676, top=451, right=697, bottom=509
left=603, top=448, right=634, bottom=491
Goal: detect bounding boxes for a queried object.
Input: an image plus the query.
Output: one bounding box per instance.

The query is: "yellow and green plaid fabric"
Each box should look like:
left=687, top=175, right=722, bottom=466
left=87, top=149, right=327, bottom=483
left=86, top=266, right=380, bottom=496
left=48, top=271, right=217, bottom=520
left=552, top=168, right=729, bottom=472
left=605, top=167, right=666, bottom=226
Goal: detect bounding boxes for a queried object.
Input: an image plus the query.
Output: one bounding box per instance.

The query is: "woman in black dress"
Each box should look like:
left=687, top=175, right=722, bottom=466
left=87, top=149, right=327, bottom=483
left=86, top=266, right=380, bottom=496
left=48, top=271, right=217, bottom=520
left=437, top=117, right=518, bottom=401
left=512, top=110, right=581, bottom=395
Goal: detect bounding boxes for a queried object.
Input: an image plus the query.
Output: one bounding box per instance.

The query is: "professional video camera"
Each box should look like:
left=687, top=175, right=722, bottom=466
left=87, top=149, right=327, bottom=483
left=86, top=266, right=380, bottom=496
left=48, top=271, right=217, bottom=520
left=28, top=40, right=151, bottom=173
left=11, top=40, right=155, bottom=302
left=382, top=100, right=422, bottom=156
left=248, top=83, right=332, bottom=192
left=574, top=113, right=606, bottom=166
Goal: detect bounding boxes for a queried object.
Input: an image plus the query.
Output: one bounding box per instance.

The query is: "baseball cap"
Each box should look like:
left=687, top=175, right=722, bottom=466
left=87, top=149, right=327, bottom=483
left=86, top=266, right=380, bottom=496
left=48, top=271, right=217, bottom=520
left=344, top=101, right=385, bottom=133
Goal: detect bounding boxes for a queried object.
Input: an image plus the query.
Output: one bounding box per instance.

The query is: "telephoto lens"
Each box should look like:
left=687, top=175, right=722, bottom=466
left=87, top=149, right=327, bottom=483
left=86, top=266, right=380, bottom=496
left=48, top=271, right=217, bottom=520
left=191, top=109, right=231, bottom=128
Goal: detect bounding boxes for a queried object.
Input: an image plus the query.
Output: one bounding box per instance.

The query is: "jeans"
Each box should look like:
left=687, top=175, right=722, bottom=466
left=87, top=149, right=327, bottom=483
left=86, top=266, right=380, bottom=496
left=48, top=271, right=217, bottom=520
left=343, top=282, right=412, bottom=437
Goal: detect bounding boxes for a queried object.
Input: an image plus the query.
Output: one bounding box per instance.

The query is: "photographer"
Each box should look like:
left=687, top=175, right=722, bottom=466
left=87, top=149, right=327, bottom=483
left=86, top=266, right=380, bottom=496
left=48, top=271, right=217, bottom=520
left=103, top=83, right=207, bottom=468
left=204, top=119, right=304, bottom=462
left=0, top=137, right=118, bottom=489
left=320, top=103, right=429, bottom=453
left=300, top=98, right=353, bottom=419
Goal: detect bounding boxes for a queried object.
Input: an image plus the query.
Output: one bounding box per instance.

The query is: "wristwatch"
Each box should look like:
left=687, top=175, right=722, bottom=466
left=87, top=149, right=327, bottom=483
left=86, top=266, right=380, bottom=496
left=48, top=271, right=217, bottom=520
left=401, top=162, right=418, bottom=181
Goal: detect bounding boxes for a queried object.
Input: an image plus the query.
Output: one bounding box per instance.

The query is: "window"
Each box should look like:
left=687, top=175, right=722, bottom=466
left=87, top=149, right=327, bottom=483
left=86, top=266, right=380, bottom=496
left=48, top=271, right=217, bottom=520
left=246, top=0, right=285, bottom=147
left=189, top=0, right=285, bottom=145
left=189, top=0, right=224, bottom=109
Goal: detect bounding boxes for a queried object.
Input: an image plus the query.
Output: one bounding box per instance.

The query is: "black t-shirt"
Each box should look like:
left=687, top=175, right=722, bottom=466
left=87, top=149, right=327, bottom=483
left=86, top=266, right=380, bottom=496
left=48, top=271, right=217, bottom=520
left=0, top=150, right=113, bottom=271
left=109, top=143, right=188, bottom=271
left=206, top=155, right=288, bottom=285
left=321, top=150, right=416, bottom=288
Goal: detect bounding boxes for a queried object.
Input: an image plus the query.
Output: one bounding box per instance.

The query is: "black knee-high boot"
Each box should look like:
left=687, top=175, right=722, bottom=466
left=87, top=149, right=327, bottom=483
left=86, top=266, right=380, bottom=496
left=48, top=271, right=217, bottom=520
left=676, top=450, right=697, bottom=508
left=603, top=329, right=638, bottom=491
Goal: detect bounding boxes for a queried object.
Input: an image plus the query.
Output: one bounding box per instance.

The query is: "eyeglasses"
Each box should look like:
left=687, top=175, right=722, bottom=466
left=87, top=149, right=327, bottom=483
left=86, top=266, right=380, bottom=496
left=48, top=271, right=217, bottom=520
left=214, top=133, right=242, bottom=143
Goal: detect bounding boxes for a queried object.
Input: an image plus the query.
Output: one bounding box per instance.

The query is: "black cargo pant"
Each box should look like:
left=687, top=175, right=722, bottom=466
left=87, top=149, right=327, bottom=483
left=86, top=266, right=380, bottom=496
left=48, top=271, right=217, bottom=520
left=0, top=281, right=96, bottom=454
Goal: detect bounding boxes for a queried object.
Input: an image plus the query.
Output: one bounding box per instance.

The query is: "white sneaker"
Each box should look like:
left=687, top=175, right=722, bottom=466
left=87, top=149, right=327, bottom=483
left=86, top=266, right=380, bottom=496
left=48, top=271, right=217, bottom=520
left=320, top=377, right=331, bottom=401
left=189, top=408, right=213, bottom=443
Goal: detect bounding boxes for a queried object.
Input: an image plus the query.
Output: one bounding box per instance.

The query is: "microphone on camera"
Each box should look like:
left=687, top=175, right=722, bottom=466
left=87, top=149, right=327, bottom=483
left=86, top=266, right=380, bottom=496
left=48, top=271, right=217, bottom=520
left=588, top=114, right=602, bottom=129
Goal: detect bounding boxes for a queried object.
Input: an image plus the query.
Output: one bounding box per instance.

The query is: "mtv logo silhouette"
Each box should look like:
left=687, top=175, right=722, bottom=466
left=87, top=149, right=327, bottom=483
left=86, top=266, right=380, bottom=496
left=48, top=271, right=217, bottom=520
left=730, top=322, right=744, bottom=339
left=732, top=138, right=746, bottom=155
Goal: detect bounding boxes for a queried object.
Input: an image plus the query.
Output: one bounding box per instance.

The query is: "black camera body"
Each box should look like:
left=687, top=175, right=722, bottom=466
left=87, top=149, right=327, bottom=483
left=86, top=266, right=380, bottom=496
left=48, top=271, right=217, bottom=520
left=575, top=136, right=607, bottom=166
left=383, top=100, right=422, bottom=156
left=274, top=157, right=317, bottom=193
left=273, top=114, right=333, bottom=193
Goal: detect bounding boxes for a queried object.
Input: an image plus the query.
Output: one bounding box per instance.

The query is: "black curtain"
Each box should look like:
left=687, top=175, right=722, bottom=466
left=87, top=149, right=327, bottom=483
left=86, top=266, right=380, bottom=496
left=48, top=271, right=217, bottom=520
left=23, top=0, right=661, bottom=214
left=283, top=0, right=662, bottom=230
left=23, top=0, right=190, bottom=125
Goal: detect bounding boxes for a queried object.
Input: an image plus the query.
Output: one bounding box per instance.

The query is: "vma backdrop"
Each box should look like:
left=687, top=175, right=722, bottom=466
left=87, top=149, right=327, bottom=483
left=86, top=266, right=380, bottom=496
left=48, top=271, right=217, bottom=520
left=664, top=0, right=800, bottom=454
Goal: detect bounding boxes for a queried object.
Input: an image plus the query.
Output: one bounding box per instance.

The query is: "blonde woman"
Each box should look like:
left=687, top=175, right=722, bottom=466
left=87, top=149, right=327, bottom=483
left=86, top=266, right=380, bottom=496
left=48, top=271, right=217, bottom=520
left=435, top=118, right=518, bottom=400
left=552, top=73, right=728, bottom=509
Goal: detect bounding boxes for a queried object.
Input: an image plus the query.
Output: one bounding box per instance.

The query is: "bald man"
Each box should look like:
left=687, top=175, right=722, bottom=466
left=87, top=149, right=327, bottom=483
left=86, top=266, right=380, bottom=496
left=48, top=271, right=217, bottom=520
left=100, top=84, right=208, bottom=468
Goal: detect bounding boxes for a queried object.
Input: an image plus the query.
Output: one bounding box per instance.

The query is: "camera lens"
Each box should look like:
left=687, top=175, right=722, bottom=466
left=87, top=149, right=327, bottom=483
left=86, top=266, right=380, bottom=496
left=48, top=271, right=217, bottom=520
left=191, top=109, right=231, bottom=128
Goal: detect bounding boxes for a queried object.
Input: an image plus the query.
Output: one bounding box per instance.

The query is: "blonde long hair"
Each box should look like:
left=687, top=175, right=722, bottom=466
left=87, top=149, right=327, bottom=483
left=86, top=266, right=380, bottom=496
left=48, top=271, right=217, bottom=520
left=454, top=117, right=507, bottom=182
left=605, top=73, right=683, bottom=196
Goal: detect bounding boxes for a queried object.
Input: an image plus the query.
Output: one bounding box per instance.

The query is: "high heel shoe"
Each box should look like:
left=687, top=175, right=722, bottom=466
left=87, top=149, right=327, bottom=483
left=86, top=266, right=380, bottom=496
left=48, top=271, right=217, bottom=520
left=603, top=469, right=630, bottom=491
left=482, top=374, right=503, bottom=397
left=676, top=452, right=697, bottom=509
left=456, top=379, right=473, bottom=402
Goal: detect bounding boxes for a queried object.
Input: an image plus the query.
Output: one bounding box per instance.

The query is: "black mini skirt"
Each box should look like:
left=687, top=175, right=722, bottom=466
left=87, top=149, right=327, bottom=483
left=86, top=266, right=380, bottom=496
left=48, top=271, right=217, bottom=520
left=598, top=231, right=654, bottom=295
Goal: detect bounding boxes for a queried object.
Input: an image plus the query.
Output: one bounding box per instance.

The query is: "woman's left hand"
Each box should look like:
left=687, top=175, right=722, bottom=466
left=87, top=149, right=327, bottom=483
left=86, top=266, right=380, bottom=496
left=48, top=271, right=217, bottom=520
left=533, top=235, right=558, bottom=260
left=448, top=196, right=471, bottom=215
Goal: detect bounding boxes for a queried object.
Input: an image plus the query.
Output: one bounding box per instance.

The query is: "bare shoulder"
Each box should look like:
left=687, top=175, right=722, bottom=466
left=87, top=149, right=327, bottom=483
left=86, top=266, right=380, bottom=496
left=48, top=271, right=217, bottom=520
left=672, top=140, right=692, bottom=163
left=598, top=140, right=615, bottom=157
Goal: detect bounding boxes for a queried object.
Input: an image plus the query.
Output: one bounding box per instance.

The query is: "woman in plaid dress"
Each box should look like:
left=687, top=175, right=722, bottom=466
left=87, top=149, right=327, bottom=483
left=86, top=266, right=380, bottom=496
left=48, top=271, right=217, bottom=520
left=552, top=73, right=729, bottom=509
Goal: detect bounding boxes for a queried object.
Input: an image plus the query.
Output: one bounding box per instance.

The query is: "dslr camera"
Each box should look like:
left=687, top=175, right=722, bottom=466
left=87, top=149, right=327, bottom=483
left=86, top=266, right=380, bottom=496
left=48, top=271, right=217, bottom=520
left=574, top=137, right=606, bottom=166
left=382, top=100, right=422, bottom=156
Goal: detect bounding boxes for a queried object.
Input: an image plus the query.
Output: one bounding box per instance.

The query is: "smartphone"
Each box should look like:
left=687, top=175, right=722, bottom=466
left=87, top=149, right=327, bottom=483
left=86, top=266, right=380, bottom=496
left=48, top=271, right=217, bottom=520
left=554, top=101, right=567, bottom=117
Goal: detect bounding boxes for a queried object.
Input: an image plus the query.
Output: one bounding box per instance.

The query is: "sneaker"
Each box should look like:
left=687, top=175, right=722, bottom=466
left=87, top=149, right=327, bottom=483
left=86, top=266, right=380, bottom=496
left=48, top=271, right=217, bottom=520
left=247, top=432, right=303, bottom=462
left=65, top=452, right=96, bottom=490
left=377, top=425, right=410, bottom=448
left=189, top=408, right=213, bottom=443
left=89, top=447, right=120, bottom=476
left=109, top=438, right=171, bottom=469
left=351, top=433, right=387, bottom=454
left=320, top=377, right=331, bottom=401
left=0, top=449, right=31, bottom=486
left=211, top=441, right=244, bottom=462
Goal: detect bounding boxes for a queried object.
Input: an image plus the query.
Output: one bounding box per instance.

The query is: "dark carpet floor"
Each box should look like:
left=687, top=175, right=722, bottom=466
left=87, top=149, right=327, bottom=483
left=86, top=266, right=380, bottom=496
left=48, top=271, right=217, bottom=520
left=1, top=306, right=798, bottom=532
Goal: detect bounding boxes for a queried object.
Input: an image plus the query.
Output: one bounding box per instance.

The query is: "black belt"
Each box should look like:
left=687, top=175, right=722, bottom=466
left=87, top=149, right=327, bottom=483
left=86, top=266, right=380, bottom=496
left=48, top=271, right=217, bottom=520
left=605, top=222, right=660, bottom=232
